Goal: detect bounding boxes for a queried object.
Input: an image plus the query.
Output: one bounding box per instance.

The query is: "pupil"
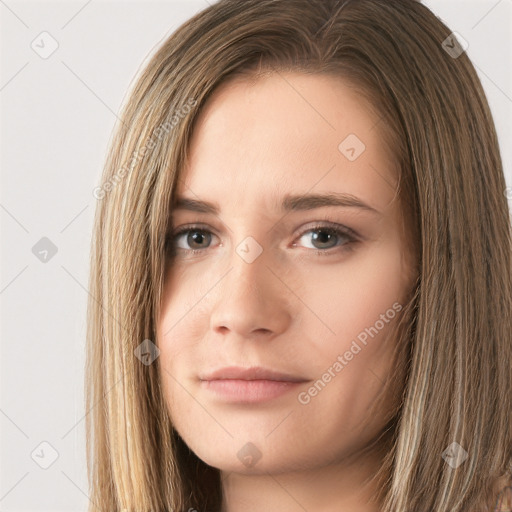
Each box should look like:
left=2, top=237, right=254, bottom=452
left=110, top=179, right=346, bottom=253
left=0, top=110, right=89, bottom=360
left=313, top=230, right=333, bottom=248
left=189, top=230, right=207, bottom=249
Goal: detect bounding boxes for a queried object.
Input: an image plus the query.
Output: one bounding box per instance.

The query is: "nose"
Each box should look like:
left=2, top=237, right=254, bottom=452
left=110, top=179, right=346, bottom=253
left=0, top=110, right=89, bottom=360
left=209, top=244, right=293, bottom=339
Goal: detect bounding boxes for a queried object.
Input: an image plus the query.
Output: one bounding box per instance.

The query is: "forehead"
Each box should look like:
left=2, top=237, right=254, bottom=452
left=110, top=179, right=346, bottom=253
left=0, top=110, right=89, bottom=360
left=176, top=72, right=398, bottom=214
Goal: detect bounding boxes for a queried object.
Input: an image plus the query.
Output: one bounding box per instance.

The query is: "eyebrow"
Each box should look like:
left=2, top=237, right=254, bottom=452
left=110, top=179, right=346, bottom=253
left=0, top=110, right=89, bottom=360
left=173, top=192, right=381, bottom=215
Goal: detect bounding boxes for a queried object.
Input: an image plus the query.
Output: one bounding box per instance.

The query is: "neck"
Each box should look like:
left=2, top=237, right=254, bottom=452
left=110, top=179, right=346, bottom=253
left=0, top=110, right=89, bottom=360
left=220, top=446, right=386, bottom=512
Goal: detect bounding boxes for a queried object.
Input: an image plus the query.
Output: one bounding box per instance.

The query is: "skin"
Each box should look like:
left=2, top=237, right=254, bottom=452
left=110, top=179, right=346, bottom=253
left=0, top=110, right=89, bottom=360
left=157, top=71, right=418, bottom=512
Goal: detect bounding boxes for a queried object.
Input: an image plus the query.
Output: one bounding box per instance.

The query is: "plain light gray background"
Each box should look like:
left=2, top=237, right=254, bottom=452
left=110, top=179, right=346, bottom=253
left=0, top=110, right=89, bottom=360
left=1, top=1, right=511, bottom=510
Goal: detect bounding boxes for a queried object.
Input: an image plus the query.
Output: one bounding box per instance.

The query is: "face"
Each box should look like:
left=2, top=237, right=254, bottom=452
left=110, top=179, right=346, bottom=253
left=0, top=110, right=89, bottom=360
left=157, top=71, right=417, bottom=475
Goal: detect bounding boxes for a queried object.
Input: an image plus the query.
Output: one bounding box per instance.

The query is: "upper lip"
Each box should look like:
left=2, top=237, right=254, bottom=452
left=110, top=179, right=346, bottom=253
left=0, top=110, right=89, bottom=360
left=199, top=366, right=309, bottom=383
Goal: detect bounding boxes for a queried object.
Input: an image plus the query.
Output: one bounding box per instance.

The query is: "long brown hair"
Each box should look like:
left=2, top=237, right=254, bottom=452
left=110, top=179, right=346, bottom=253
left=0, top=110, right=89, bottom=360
left=85, top=1, right=512, bottom=510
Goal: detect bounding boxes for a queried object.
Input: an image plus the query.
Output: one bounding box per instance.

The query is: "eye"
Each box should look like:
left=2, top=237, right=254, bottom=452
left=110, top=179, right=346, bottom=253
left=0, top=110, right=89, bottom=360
left=166, top=221, right=359, bottom=257
left=293, top=222, right=358, bottom=254
left=168, top=226, right=217, bottom=256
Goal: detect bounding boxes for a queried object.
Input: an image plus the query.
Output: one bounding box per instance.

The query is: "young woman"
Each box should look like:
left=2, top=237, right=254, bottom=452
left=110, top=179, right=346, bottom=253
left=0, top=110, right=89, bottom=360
left=86, top=1, right=512, bottom=511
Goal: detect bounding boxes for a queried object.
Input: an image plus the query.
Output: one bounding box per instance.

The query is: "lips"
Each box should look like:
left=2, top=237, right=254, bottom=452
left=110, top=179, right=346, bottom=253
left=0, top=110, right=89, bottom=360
left=198, top=366, right=310, bottom=403
left=199, top=365, right=309, bottom=383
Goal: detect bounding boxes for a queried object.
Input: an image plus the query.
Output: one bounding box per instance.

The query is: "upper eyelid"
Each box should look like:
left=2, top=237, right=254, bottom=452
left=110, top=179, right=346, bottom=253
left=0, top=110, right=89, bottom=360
left=169, top=221, right=357, bottom=234
left=168, top=221, right=360, bottom=244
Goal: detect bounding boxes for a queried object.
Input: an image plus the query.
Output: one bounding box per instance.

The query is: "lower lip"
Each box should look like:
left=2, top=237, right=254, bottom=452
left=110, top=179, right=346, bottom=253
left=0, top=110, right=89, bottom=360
left=200, top=379, right=305, bottom=403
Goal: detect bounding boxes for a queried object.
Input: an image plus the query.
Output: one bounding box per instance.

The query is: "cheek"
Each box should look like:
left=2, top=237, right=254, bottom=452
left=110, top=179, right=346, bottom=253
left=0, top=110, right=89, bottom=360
left=156, top=278, right=200, bottom=412
left=156, top=316, right=197, bottom=424
left=156, top=275, right=219, bottom=426
left=157, top=305, right=205, bottom=378
left=294, top=239, right=409, bottom=361
left=157, top=267, right=208, bottom=354
left=292, top=245, right=406, bottom=435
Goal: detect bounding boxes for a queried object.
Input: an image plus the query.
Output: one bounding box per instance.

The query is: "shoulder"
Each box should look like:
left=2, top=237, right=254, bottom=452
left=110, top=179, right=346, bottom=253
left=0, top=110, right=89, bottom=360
left=493, top=479, right=512, bottom=512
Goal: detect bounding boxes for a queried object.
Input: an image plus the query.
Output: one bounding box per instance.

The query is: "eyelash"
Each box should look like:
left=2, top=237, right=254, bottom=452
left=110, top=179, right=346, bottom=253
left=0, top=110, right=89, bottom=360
left=166, top=221, right=360, bottom=258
